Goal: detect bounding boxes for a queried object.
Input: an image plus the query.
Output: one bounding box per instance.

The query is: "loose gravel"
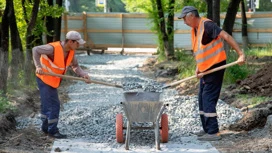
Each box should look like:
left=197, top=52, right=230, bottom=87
left=16, top=53, right=243, bottom=148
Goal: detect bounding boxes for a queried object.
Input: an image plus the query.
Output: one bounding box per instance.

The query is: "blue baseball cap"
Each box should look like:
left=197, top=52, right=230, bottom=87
left=178, top=6, right=197, bottom=19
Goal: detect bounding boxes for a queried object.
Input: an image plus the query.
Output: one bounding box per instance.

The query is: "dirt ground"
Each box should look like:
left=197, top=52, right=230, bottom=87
left=0, top=81, right=71, bottom=153
left=0, top=55, right=272, bottom=153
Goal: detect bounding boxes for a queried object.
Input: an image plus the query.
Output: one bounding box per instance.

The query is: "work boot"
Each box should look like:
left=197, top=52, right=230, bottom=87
left=197, top=133, right=221, bottom=141
left=192, top=130, right=206, bottom=136
left=40, top=128, right=48, bottom=136
left=41, top=130, right=48, bottom=136
left=48, top=132, right=67, bottom=139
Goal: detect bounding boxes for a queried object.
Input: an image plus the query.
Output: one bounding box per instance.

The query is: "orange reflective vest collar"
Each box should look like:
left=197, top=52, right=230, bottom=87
left=36, top=42, right=75, bottom=88
left=191, top=18, right=227, bottom=72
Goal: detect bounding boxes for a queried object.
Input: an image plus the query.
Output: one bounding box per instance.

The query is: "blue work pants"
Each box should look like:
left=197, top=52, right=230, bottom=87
left=198, top=61, right=226, bottom=134
left=36, top=77, right=60, bottom=135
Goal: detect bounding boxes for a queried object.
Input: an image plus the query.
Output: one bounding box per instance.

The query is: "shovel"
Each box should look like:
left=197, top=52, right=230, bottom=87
left=162, top=61, right=240, bottom=89
left=43, top=72, right=123, bottom=88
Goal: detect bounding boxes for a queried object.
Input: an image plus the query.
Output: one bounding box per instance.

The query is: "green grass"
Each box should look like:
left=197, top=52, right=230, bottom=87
left=224, top=51, right=251, bottom=84
left=246, top=45, right=272, bottom=56
left=236, top=95, right=271, bottom=108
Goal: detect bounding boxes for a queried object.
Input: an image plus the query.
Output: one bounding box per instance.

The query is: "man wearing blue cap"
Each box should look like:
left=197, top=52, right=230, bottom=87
left=178, top=6, right=245, bottom=141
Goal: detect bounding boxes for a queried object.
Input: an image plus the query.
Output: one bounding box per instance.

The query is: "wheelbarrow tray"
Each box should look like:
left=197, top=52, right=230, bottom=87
left=123, top=92, right=163, bottom=123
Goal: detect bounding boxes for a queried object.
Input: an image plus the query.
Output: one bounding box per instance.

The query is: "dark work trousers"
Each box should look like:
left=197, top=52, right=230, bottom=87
left=198, top=61, right=226, bottom=134
left=36, top=77, right=60, bottom=135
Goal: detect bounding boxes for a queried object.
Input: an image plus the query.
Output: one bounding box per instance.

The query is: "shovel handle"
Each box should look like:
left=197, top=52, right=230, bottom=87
left=42, top=72, right=123, bottom=88
left=162, top=61, right=239, bottom=89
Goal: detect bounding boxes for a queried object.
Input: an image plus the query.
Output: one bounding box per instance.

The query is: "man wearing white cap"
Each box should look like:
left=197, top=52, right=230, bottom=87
left=178, top=6, right=245, bottom=141
left=32, top=31, right=90, bottom=139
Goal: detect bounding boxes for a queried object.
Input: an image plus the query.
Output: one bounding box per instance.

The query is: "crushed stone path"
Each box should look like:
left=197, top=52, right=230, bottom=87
left=49, top=53, right=241, bottom=153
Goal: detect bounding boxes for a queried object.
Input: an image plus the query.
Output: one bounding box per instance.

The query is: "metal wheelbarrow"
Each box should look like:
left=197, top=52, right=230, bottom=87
left=115, top=91, right=168, bottom=150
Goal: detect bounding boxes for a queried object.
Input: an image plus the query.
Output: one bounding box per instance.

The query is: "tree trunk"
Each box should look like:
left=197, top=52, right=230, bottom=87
left=240, top=0, right=249, bottom=50
left=0, top=1, right=10, bottom=93
left=156, top=0, right=175, bottom=60
left=8, top=0, right=24, bottom=88
left=222, top=0, right=241, bottom=53
left=54, top=0, right=63, bottom=41
left=223, top=0, right=241, bottom=35
left=150, top=0, right=162, bottom=55
left=24, top=0, right=41, bottom=85
left=212, top=0, right=220, bottom=26
left=156, top=0, right=168, bottom=57
left=165, top=0, right=175, bottom=59
left=46, top=0, right=54, bottom=43
left=206, top=0, right=213, bottom=20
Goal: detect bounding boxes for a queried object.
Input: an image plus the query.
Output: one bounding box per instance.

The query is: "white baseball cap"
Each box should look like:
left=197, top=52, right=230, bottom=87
left=66, top=31, right=86, bottom=44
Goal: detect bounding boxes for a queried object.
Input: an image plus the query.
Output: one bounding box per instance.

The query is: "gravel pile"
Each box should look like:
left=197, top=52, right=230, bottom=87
left=16, top=53, right=243, bottom=146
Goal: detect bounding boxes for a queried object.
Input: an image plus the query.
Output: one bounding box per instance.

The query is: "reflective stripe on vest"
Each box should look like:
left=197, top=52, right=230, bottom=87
left=191, top=18, right=227, bottom=72
left=36, top=42, right=75, bottom=88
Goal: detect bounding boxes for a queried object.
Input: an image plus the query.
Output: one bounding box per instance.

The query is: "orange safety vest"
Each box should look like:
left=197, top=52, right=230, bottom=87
left=36, top=42, right=75, bottom=88
left=191, top=18, right=227, bottom=72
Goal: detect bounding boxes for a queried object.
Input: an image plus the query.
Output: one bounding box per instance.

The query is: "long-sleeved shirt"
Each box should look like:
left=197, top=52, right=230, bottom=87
left=32, top=41, right=88, bottom=77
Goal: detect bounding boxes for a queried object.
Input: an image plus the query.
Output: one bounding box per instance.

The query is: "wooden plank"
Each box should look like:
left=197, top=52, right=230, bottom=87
left=123, top=14, right=148, bottom=18
left=65, top=28, right=185, bottom=34
left=248, top=44, right=270, bottom=47
left=220, top=12, right=272, bottom=19
left=174, top=30, right=191, bottom=33
left=121, top=13, right=124, bottom=52
left=244, top=13, right=272, bottom=18
left=87, top=13, right=123, bottom=18
left=63, top=13, right=68, bottom=34
left=83, top=12, right=88, bottom=48
left=86, top=13, right=148, bottom=18
left=86, top=29, right=153, bottom=33
left=66, top=16, right=83, bottom=20
left=92, top=44, right=157, bottom=48
left=233, top=28, right=272, bottom=33
left=61, top=29, right=83, bottom=32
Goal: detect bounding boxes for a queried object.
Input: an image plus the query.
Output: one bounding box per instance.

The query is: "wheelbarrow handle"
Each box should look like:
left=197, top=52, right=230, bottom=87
left=162, top=61, right=239, bottom=89
left=42, top=72, right=123, bottom=88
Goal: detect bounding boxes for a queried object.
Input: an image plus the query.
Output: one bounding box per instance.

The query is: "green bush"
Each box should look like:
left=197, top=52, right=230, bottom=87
left=174, top=49, right=196, bottom=78
left=0, top=92, right=12, bottom=113
left=223, top=50, right=251, bottom=84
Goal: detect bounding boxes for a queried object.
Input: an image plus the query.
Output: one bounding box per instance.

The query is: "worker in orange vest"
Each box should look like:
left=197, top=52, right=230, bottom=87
left=33, top=31, right=90, bottom=139
left=178, top=6, right=246, bottom=141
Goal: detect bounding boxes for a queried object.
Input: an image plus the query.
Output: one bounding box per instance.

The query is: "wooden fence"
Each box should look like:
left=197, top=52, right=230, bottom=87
left=61, top=12, right=272, bottom=51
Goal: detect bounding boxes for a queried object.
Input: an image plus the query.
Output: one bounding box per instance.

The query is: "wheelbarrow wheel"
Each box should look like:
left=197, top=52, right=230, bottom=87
left=116, top=113, right=124, bottom=143
left=160, top=113, right=168, bottom=143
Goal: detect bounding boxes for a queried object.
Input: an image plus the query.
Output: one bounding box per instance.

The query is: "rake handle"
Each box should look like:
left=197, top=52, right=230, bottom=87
left=42, top=72, right=123, bottom=88
left=162, top=61, right=239, bottom=89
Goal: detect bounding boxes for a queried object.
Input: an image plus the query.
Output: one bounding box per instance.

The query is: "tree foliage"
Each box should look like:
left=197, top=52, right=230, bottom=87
left=0, top=0, right=64, bottom=92
left=0, top=0, right=64, bottom=48
left=260, top=0, right=272, bottom=11
left=123, top=0, right=176, bottom=60
left=67, top=0, right=126, bottom=13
